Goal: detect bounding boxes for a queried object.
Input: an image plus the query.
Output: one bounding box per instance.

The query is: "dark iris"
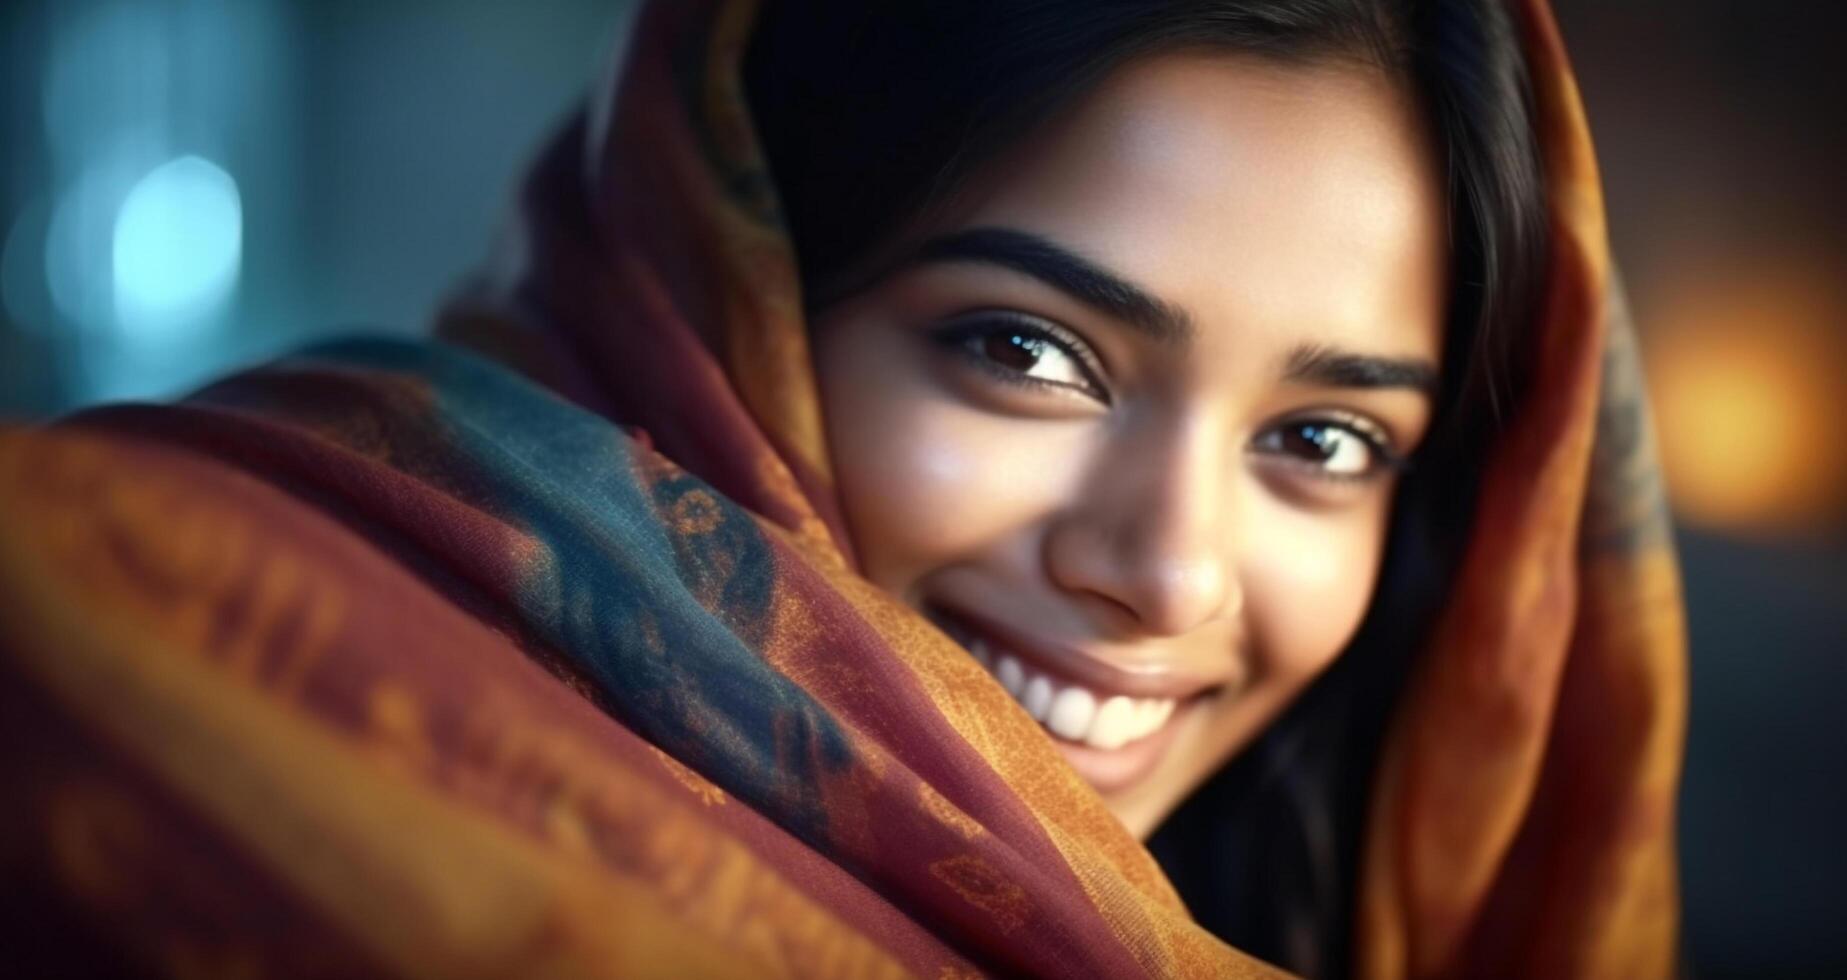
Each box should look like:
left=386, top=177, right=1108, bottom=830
left=981, top=332, right=1044, bottom=372
left=1281, top=423, right=1338, bottom=461
left=931, top=312, right=1110, bottom=404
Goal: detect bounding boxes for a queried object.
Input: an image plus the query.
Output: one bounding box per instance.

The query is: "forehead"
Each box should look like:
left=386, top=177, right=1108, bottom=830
left=949, top=54, right=1448, bottom=367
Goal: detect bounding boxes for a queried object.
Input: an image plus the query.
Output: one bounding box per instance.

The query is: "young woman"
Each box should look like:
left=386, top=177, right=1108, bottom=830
left=741, top=4, right=1541, bottom=971
left=0, top=0, right=1685, bottom=977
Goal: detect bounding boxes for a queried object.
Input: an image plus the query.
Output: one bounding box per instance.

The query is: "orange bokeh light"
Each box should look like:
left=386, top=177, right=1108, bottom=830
left=1644, top=268, right=1847, bottom=534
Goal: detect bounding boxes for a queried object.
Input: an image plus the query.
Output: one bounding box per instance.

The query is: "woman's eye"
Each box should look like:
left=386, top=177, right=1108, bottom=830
left=973, top=331, right=1088, bottom=387
left=1253, top=419, right=1397, bottom=480
left=932, top=313, right=1108, bottom=402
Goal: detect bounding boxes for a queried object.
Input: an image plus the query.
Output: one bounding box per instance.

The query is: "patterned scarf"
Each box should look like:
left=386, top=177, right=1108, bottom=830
left=0, top=1, right=1684, bottom=975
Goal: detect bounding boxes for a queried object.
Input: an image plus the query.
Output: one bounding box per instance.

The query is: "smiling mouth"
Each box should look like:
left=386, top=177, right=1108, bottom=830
left=928, top=605, right=1219, bottom=754
left=973, top=639, right=1178, bottom=749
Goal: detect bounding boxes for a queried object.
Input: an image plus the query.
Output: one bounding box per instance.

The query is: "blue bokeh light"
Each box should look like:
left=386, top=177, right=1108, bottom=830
left=111, top=155, right=243, bottom=337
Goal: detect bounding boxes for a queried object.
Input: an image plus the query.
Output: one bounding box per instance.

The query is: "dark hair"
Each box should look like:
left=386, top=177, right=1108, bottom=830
left=746, top=2, right=1545, bottom=974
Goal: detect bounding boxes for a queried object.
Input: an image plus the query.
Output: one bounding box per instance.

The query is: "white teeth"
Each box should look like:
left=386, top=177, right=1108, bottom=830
left=1023, top=675, right=1054, bottom=721
left=970, top=642, right=1181, bottom=749
left=996, top=655, right=1025, bottom=697
left=1047, top=686, right=1096, bottom=741
left=1086, top=695, right=1136, bottom=750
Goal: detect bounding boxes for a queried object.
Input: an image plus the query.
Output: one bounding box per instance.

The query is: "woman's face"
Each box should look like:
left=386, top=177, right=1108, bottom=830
left=812, top=55, right=1447, bottom=838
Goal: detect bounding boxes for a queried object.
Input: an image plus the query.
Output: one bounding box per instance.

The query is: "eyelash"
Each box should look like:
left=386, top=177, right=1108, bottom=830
left=929, top=310, right=1406, bottom=483
left=929, top=311, right=1112, bottom=403
left=1249, top=414, right=1408, bottom=484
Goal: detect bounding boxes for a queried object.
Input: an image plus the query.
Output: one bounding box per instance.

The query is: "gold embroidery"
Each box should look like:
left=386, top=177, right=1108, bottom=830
left=541, top=794, right=597, bottom=858
left=367, top=683, right=436, bottom=774
left=753, top=452, right=838, bottom=557
left=928, top=854, right=1029, bottom=933
left=670, top=488, right=724, bottom=536
left=4, top=433, right=348, bottom=708
left=918, top=782, right=984, bottom=842
left=489, top=693, right=914, bottom=975
left=650, top=745, right=728, bottom=807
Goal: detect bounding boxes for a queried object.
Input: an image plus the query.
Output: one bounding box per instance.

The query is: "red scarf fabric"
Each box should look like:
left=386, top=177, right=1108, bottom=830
left=0, top=1, right=1683, bottom=976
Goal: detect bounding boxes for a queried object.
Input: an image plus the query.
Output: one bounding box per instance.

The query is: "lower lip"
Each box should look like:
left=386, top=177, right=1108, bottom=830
left=1042, top=695, right=1202, bottom=796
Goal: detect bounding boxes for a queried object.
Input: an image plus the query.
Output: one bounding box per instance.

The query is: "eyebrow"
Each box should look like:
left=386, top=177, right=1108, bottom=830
left=910, top=227, right=1194, bottom=344
left=1283, top=343, right=1439, bottom=395
left=908, top=227, right=1438, bottom=394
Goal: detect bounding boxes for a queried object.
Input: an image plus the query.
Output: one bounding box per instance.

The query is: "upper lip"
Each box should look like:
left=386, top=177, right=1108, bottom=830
left=929, top=603, right=1229, bottom=701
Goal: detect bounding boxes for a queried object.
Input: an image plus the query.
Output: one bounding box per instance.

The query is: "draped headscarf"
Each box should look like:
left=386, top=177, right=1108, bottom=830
left=0, top=1, right=1685, bottom=976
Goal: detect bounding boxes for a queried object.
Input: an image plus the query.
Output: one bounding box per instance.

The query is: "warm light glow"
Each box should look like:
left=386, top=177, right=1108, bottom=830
left=1646, top=270, right=1846, bottom=533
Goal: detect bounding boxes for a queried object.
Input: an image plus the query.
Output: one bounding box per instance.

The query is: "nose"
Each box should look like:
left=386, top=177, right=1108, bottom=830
left=1043, top=421, right=1241, bottom=637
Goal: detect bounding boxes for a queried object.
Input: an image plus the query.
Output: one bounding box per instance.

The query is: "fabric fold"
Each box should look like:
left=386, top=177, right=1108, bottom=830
left=0, top=0, right=1683, bottom=976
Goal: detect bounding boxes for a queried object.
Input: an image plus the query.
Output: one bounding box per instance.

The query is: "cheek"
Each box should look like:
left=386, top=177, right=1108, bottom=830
left=1237, top=495, right=1391, bottom=686
left=815, top=321, right=1088, bottom=598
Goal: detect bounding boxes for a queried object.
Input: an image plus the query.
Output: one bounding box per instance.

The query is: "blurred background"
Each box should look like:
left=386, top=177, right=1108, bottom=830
left=1, top=1, right=1842, bottom=975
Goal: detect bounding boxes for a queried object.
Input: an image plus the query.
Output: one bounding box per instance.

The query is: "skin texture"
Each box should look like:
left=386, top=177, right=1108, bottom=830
left=812, top=55, right=1448, bottom=838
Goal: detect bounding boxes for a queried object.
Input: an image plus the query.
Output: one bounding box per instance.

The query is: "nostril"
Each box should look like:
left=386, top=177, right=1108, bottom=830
left=1132, top=557, right=1236, bottom=636
left=1043, top=510, right=1239, bottom=637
